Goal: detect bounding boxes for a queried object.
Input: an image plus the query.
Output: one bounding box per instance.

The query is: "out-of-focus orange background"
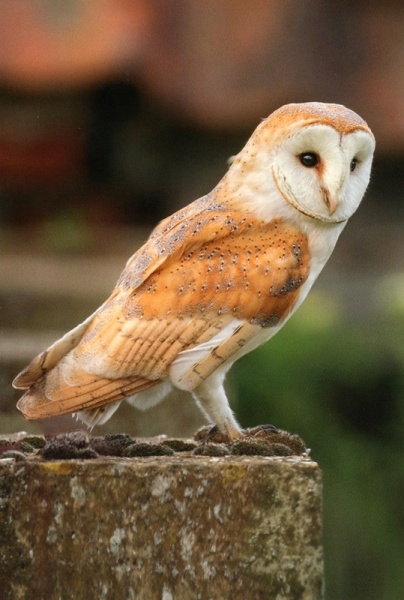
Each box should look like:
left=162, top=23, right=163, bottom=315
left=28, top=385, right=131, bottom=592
left=0, top=3, right=403, bottom=599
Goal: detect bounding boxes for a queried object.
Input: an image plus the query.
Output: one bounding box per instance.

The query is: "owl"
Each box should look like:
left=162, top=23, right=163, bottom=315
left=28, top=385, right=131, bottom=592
left=13, top=103, right=375, bottom=441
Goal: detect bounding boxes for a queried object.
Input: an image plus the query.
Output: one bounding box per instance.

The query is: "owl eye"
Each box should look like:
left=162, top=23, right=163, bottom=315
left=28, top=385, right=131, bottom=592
left=350, top=158, right=358, bottom=172
left=299, top=152, right=319, bottom=168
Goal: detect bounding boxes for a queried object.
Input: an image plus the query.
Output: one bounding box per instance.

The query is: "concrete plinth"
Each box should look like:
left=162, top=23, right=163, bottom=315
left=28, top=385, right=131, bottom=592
left=0, top=453, right=323, bottom=599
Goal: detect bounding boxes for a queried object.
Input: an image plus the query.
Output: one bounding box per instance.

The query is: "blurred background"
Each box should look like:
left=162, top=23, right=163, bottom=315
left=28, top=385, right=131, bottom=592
left=0, top=1, right=403, bottom=598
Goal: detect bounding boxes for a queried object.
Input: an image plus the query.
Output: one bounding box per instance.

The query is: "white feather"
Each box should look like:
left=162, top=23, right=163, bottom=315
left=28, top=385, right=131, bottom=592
left=125, top=381, right=172, bottom=411
left=74, top=401, right=122, bottom=428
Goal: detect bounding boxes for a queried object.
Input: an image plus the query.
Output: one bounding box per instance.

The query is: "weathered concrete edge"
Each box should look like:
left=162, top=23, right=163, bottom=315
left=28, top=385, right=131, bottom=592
left=1, top=454, right=323, bottom=600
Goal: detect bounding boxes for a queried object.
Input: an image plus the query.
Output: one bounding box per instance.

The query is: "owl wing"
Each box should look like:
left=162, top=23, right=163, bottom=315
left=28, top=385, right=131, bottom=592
left=13, top=195, right=230, bottom=391
left=15, top=203, right=309, bottom=419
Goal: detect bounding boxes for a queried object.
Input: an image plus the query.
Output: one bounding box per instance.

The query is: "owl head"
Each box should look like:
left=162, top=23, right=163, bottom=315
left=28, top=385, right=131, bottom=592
left=228, top=102, right=375, bottom=225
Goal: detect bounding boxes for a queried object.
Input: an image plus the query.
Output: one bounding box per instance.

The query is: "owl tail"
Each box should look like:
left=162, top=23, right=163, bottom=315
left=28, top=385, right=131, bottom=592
left=12, top=312, right=98, bottom=390
left=16, top=357, right=155, bottom=420
left=13, top=311, right=155, bottom=420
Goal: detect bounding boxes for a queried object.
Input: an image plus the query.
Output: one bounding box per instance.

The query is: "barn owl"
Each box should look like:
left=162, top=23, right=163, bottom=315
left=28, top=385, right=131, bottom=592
left=13, top=103, right=375, bottom=441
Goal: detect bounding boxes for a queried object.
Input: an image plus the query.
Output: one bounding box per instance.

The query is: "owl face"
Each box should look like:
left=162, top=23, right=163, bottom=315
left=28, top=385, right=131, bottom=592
left=227, top=103, right=375, bottom=227
left=271, top=123, right=375, bottom=224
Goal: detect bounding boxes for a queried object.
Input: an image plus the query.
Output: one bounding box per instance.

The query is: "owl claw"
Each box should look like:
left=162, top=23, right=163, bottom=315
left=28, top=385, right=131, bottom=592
left=194, top=424, right=235, bottom=444
left=194, top=423, right=308, bottom=456
left=245, top=424, right=280, bottom=437
left=246, top=426, right=308, bottom=455
left=194, top=423, right=281, bottom=445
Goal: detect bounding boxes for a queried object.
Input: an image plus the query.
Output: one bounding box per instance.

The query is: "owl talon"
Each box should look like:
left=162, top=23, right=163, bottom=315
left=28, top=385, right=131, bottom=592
left=245, top=424, right=280, bottom=437
left=194, top=423, right=308, bottom=456
left=245, top=426, right=308, bottom=455
left=194, top=424, right=236, bottom=444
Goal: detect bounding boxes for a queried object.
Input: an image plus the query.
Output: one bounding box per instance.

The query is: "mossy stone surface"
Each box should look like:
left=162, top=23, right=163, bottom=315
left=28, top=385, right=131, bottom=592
left=0, top=452, right=323, bottom=599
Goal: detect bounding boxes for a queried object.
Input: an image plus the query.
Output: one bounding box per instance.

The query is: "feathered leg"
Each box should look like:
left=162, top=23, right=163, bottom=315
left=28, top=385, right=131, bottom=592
left=192, top=371, right=242, bottom=441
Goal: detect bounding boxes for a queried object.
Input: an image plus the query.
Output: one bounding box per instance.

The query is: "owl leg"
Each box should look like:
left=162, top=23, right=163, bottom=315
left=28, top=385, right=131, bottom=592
left=192, top=372, right=242, bottom=441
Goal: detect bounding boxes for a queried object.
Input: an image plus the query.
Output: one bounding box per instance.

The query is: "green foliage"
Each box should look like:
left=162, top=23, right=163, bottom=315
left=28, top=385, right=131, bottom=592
left=231, top=291, right=404, bottom=600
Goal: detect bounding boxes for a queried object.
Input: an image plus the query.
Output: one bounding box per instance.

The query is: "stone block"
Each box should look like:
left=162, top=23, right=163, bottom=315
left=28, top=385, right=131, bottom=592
left=0, top=452, right=322, bottom=599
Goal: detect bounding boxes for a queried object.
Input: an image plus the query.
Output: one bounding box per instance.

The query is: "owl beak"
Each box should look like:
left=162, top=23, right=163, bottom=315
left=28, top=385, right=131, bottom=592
left=322, top=189, right=339, bottom=215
